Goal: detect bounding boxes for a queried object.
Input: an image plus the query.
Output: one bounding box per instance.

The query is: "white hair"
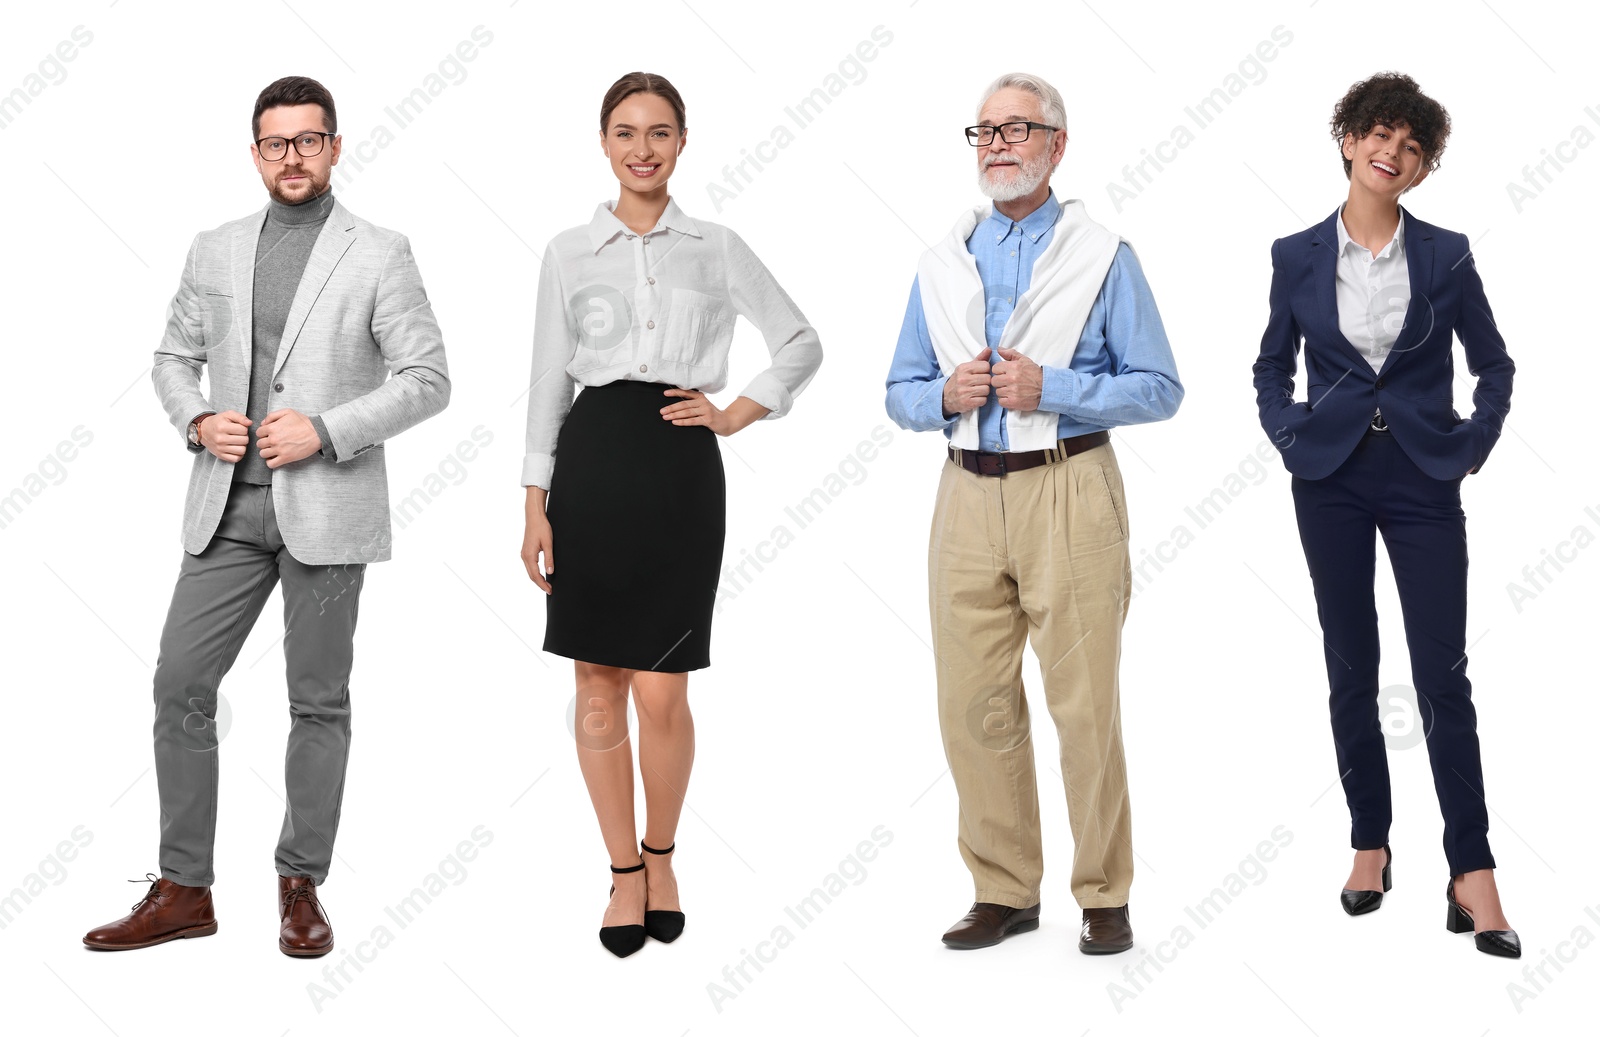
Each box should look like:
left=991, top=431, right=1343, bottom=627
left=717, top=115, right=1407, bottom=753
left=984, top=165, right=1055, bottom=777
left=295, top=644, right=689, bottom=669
left=976, top=73, right=1068, bottom=138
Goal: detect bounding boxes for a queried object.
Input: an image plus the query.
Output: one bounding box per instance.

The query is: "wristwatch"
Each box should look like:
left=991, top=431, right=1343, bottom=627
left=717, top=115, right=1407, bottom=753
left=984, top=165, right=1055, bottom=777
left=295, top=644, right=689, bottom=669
left=187, top=412, right=215, bottom=447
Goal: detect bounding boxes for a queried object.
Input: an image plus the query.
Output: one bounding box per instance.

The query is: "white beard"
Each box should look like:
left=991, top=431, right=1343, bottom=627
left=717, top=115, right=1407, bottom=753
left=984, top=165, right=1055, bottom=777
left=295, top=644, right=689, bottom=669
left=977, top=150, right=1052, bottom=202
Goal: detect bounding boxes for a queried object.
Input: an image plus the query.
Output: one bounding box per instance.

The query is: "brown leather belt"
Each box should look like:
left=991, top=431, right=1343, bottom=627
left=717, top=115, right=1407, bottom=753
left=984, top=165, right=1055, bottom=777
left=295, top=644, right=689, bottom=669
left=947, top=430, right=1109, bottom=477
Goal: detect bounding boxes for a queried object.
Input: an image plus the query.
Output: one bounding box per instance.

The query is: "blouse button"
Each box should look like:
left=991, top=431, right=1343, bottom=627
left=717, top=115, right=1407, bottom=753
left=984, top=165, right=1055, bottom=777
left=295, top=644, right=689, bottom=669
left=639, top=364, right=648, bottom=373
left=647, top=277, right=655, bottom=285
left=646, top=320, right=655, bottom=329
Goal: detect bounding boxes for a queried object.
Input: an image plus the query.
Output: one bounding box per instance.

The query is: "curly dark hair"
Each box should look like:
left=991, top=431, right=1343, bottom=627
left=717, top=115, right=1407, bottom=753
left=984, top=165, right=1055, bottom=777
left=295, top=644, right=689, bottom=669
left=1330, top=72, right=1450, bottom=178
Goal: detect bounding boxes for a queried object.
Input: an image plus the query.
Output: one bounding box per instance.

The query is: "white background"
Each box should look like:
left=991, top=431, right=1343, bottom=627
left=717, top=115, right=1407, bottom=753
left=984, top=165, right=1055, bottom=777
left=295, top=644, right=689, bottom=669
left=1, top=0, right=1595, bottom=1033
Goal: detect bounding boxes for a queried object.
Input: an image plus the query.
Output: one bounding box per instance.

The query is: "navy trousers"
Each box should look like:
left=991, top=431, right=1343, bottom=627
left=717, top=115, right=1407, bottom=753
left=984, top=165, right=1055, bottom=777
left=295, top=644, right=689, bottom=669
left=1291, top=429, right=1495, bottom=876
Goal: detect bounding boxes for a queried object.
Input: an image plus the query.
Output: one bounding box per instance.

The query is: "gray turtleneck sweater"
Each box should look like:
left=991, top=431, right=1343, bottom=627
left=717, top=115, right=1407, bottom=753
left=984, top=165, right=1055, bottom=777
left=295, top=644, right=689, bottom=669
left=234, top=190, right=337, bottom=484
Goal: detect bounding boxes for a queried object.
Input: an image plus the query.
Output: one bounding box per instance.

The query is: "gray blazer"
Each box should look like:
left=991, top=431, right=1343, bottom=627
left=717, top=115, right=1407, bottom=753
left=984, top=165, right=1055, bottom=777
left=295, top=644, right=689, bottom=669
left=152, top=197, right=450, bottom=564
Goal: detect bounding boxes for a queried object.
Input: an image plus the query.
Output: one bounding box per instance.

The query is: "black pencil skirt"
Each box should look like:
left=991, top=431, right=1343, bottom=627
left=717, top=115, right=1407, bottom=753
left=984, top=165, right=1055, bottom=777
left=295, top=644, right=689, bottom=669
left=543, top=379, right=726, bottom=671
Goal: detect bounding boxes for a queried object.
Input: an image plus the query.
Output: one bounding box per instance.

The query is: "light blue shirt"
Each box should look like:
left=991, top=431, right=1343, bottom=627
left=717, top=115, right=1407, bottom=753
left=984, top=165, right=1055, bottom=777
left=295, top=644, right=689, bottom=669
left=885, top=191, right=1183, bottom=450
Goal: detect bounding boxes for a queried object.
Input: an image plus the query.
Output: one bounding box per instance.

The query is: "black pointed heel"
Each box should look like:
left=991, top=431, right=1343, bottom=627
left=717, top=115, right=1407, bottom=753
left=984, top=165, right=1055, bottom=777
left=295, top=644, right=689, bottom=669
left=1339, top=844, right=1392, bottom=916
left=1445, top=876, right=1521, bottom=958
left=599, top=858, right=647, bottom=958
left=641, top=841, right=685, bottom=943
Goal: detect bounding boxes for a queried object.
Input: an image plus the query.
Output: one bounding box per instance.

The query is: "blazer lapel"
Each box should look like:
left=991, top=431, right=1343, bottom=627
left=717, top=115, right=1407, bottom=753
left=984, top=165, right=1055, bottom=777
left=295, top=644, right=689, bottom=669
left=1377, top=207, right=1434, bottom=376
left=271, top=198, right=356, bottom=378
left=1308, top=209, right=1371, bottom=372
left=232, top=206, right=267, bottom=371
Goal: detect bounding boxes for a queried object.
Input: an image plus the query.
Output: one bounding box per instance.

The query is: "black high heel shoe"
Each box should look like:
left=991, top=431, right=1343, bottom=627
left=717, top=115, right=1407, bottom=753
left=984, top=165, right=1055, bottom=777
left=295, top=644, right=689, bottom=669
left=640, top=841, right=685, bottom=943
left=599, top=858, right=647, bottom=958
left=1339, top=845, right=1392, bottom=916
left=1446, top=876, right=1521, bottom=958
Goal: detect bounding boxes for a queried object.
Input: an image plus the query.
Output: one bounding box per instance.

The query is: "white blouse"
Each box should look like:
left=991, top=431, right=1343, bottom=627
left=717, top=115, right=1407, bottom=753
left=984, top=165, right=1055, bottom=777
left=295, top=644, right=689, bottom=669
left=520, top=197, right=823, bottom=489
left=1333, top=205, right=1410, bottom=375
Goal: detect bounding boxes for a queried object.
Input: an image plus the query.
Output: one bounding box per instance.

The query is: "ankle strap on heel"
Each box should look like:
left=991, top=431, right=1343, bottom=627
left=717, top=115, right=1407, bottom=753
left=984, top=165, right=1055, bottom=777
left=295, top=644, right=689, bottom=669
left=610, top=859, right=645, bottom=874
left=640, top=841, right=675, bottom=855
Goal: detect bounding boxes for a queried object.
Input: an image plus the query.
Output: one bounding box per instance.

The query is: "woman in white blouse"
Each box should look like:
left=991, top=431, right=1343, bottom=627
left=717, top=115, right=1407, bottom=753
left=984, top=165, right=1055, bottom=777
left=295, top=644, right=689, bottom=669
left=520, top=72, right=822, bottom=958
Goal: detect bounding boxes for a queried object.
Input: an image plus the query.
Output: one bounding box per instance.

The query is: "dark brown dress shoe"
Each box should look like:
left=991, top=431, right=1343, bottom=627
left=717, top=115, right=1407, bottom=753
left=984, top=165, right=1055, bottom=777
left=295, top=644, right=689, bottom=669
left=83, top=873, right=217, bottom=950
left=941, top=901, right=1041, bottom=949
left=1079, top=904, right=1133, bottom=954
left=279, top=875, right=334, bottom=958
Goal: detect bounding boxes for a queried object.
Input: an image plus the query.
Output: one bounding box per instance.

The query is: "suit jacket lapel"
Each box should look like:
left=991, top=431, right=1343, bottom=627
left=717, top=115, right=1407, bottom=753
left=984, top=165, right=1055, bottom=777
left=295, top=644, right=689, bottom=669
left=1378, top=207, right=1434, bottom=376
left=1308, top=208, right=1370, bottom=373
left=271, top=198, right=356, bottom=378
left=232, top=206, right=267, bottom=372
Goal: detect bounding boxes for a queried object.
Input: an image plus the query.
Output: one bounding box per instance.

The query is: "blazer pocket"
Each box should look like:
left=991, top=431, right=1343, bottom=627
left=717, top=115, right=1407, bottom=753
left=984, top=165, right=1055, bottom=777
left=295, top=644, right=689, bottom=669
left=1410, top=396, right=1469, bottom=425
left=1414, top=397, right=1459, bottom=430
left=200, top=289, right=235, bottom=342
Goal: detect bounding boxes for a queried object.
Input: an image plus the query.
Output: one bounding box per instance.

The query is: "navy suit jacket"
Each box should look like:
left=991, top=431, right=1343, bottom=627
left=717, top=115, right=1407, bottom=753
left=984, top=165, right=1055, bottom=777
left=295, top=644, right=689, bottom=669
left=1252, top=207, right=1514, bottom=480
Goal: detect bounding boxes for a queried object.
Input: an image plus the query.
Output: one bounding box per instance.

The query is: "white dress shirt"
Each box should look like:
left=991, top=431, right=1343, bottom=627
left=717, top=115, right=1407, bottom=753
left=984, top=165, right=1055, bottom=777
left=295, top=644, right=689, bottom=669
left=1333, top=205, right=1409, bottom=374
left=521, top=197, right=822, bottom=489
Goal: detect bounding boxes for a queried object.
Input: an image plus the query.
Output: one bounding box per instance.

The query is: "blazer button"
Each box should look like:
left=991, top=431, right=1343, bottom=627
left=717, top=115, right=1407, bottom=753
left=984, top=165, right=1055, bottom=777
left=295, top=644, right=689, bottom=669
left=1374, top=378, right=1384, bottom=389
left=274, top=382, right=285, bottom=392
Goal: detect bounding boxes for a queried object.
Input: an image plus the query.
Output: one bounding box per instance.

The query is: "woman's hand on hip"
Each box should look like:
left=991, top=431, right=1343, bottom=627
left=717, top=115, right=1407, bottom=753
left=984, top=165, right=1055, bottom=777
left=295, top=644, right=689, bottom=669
left=660, top=389, right=769, bottom=436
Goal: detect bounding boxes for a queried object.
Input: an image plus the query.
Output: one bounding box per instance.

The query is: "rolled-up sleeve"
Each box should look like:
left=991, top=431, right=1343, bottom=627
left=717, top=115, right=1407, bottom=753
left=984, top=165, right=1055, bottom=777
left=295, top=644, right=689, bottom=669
left=723, top=229, right=822, bottom=418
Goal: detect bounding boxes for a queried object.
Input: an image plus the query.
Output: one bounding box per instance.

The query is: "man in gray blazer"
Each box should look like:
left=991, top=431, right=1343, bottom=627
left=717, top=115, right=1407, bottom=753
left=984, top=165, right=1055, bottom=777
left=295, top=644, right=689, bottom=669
left=84, top=76, right=449, bottom=957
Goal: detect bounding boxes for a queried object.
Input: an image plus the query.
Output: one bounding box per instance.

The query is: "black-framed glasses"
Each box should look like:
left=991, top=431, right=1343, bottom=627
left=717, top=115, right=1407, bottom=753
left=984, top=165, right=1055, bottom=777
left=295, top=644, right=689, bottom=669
left=964, top=121, right=1060, bottom=146
left=255, top=131, right=333, bottom=161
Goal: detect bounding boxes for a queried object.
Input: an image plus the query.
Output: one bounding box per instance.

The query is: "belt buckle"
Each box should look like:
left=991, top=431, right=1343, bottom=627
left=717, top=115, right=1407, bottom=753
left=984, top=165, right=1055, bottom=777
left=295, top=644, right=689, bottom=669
left=976, top=453, right=1006, bottom=476
left=1370, top=409, right=1388, bottom=432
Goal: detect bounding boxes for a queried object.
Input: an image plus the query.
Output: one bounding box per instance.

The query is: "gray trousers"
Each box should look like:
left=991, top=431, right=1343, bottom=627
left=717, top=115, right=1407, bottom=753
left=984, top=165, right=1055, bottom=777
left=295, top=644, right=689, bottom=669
left=153, top=482, right=364, bottom=886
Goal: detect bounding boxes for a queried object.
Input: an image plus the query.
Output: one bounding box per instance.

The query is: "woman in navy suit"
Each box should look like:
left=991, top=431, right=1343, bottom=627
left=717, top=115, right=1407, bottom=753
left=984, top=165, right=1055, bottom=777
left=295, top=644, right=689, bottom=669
left=1252, top=72, right=1519, bottom=957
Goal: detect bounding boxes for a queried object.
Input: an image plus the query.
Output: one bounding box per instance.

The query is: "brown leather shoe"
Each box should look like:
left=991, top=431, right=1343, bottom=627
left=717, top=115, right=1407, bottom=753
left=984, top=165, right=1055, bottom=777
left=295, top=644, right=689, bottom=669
left=83, top=873, right=217, bottom=950
left=1079, top=904, right=1133, bottom=954
left=941, top=901, right=1041, bottom=949
left=279, top=875, right=334, bottom=958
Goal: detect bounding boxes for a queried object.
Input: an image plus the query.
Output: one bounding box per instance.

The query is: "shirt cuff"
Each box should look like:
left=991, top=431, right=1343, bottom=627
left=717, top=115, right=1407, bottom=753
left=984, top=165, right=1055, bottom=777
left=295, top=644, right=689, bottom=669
left=927, top=376, right=960, bottom=430
left=737, top=371, right=794, bottom=420
left=310, top=414, right=336, bottom=461
left=1039, top=365, right=1078, bottom=416
left=522, top=453, right=554, bottom=490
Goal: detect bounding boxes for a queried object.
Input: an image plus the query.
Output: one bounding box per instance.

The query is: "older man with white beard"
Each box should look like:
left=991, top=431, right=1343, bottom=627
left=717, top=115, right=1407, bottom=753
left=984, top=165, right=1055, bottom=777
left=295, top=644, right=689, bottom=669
left=885, top=72, right=1183, bottom=954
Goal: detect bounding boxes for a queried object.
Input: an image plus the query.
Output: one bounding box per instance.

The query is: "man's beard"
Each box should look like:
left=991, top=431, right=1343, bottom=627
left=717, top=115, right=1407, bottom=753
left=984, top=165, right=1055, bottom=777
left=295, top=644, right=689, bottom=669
left=977, top=150, right=1051, bottom=202
left=269, top=168, right=329, bottom=204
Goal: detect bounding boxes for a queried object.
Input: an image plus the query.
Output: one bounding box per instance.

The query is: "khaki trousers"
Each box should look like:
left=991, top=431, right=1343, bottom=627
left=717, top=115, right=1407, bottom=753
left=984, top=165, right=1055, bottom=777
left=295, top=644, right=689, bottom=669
left=929, top=442, right=1134, bottom=909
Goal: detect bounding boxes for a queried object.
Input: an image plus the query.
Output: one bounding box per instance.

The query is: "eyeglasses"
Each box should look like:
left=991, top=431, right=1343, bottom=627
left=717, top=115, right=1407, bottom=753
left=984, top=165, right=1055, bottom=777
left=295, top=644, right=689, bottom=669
left=964, top=121, right=1060, bottom=147
left=255, top=131, right=334, bottom=161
